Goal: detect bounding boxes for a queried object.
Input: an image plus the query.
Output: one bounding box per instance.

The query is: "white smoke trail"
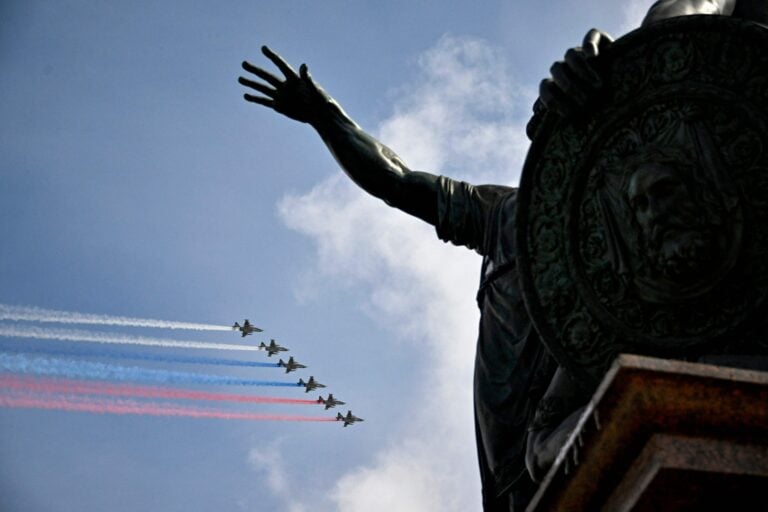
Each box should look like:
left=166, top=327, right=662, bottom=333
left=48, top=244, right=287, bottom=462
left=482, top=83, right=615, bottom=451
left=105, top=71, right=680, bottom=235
left=0, top=304, right=234, bottom=331
left=0, top=324, right=264, bottom=352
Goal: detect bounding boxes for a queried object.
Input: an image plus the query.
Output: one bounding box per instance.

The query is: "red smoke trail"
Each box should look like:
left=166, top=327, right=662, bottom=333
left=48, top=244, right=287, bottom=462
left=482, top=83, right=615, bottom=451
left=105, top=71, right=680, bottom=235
left=0, top=375, right=319, bottom=405
left=0, top=392, right=338, bottom=422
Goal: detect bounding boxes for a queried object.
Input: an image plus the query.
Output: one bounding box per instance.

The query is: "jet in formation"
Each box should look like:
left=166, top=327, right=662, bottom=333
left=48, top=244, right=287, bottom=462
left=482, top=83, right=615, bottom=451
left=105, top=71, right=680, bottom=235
left=259, top=339, right=288, bottom=357
left=336, top=410, right=364, bottom=427
left=278, top=356, right=306, bottom=373
left=298, top=376, right=325, bottom=393
left=317, top=394, right=345, bottom=410
left=232, top=319, right=263, bottom=337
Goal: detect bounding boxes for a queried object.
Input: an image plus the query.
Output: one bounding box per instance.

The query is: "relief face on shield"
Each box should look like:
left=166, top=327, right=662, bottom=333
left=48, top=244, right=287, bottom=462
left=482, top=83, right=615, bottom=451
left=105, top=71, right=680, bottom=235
left=626, top=153, right=719, bottom=284
left=596, top=115, right=742, bottom=304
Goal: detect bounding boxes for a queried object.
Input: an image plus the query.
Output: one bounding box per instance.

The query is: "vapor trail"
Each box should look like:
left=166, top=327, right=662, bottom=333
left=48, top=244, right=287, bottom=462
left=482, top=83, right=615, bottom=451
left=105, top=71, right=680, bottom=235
left=0, top=304, right=233, bottom=331
left=0, top=324, right=264, bottom=352
left=0, top=393, right=337, bottom=422
left=0, top=375, right=319, bottom=405
left=0, top=353, right=301, bottom=387
left=4, top=344, right=279, bottom=368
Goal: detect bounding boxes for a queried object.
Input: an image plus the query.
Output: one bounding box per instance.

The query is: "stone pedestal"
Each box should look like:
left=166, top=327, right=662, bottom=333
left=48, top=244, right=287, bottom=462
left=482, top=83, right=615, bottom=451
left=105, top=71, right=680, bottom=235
left=526, top=355, right=768, bottom=511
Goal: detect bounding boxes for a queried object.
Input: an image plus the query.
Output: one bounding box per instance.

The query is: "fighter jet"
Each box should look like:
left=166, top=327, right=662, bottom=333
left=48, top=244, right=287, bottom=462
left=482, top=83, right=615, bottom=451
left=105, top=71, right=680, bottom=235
left=277, top=356, right=306, bottom=373
left=298, top=376, right=325, bottom=393
left=232, top=319, right=263, bottom=337
left=259, top=339, right=288, bottom=357
left=317, top=394, right=345, bottom=410
left=336, top=410, right=364, bottom=427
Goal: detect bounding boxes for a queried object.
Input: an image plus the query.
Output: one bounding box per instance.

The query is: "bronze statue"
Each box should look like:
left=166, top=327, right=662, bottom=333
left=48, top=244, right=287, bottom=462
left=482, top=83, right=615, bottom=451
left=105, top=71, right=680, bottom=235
left=238, top=0, right=768, bottom=509
left=237, top=37, right=608, bottom=510
left=521, top=4, right=768, bottom=483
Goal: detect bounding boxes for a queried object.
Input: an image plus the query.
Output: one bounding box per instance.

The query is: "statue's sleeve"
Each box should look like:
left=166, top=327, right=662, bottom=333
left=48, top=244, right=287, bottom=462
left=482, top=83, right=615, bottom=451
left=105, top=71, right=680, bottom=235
left=434, top=176, right=514, bottom=255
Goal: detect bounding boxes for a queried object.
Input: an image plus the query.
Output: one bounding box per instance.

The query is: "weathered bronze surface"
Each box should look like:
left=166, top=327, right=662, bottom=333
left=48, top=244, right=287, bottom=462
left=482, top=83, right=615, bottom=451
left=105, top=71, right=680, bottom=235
left=242, top=11, right=768, bottom=509
left=518, top=16, right=768, bottom=384
left=527, top=354, right=768, bottom=511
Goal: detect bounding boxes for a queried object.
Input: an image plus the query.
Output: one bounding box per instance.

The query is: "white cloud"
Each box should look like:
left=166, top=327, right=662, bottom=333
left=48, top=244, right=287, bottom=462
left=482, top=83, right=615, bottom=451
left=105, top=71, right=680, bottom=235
left=380, top=35, right=531, bottom=184
left=333, top=446, right=451, bottom=512
left=277, top=35, right=532, bottom=511
left=248, top=441, right=307, bottom=512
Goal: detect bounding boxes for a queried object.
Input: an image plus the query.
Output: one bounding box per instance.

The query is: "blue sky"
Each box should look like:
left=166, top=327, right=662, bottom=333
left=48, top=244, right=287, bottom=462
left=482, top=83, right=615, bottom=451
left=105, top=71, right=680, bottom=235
left=1, top=1, right=651, bottom=510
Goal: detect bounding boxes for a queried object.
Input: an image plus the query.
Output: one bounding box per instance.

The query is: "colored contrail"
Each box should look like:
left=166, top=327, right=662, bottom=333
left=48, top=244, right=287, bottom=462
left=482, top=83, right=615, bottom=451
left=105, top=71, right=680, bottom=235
left=0, top=304, right=233, bottom=331
left=0, top=353, right=301, bottom=387
left=0, top=393, right=337, bottom=422
left=0, top=324, right=265, bottom=352
left=2, top=344, right=279, bottom=368
left=0, top=375, right=319, bottom=405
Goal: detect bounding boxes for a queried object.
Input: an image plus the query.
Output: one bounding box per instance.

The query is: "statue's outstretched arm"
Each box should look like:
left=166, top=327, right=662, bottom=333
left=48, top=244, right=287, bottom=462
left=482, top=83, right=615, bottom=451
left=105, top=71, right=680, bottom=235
left=239, top=46, right=439, bottom=226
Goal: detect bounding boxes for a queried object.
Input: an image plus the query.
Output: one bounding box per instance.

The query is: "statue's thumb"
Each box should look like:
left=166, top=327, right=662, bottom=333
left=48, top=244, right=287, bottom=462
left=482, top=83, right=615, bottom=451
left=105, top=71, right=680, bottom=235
left=300, top=63, right=311, bottom=80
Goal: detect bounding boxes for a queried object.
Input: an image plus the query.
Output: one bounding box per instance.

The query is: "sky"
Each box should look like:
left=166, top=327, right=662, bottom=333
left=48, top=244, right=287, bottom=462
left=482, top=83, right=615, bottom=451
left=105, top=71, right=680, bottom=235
left=0, top=1, right=653, bottom=511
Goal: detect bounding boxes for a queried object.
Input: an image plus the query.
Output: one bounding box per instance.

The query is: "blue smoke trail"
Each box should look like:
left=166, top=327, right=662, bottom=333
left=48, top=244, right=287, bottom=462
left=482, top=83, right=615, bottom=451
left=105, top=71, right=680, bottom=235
left=0, top=343, right=280, bottom=368
left=0, top=353, right=301, bottom=387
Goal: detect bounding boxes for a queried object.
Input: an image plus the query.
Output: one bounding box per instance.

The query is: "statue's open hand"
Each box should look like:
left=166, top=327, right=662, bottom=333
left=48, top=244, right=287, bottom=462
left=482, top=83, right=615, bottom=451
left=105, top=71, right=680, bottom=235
left=239, top=46, right=330, bottom=124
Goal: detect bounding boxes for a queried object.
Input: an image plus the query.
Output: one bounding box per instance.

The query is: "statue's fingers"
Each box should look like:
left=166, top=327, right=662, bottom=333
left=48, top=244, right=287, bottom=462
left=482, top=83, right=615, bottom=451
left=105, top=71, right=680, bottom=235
left=582, top=28, right=613, bottom=58
left=261, top=45, right=298, bottom=79
left=582, top=30, right=601, bottom=57
left=564, top=48, right=602, bottom=89
left=596, top=30, right=614, bottom=50
left=238, top=76, right=277, bottom=98
left=242, top=61, right=283, bottom=87
left=539, top=78, right=576, bottom=117
left=526, top=109, right=546, bottom=141
left=243, top=93, right=275, bottom=108
left=299, top=63, right=323, bottom=93
left=299, top=63, right=316, bottom=84
left=549, top=61, right=588, bottom=108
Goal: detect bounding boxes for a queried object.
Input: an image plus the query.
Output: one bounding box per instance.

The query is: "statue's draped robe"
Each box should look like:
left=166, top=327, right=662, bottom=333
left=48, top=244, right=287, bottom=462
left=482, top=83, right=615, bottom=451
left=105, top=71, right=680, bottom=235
left=435, top=177, right=556, bottom=509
